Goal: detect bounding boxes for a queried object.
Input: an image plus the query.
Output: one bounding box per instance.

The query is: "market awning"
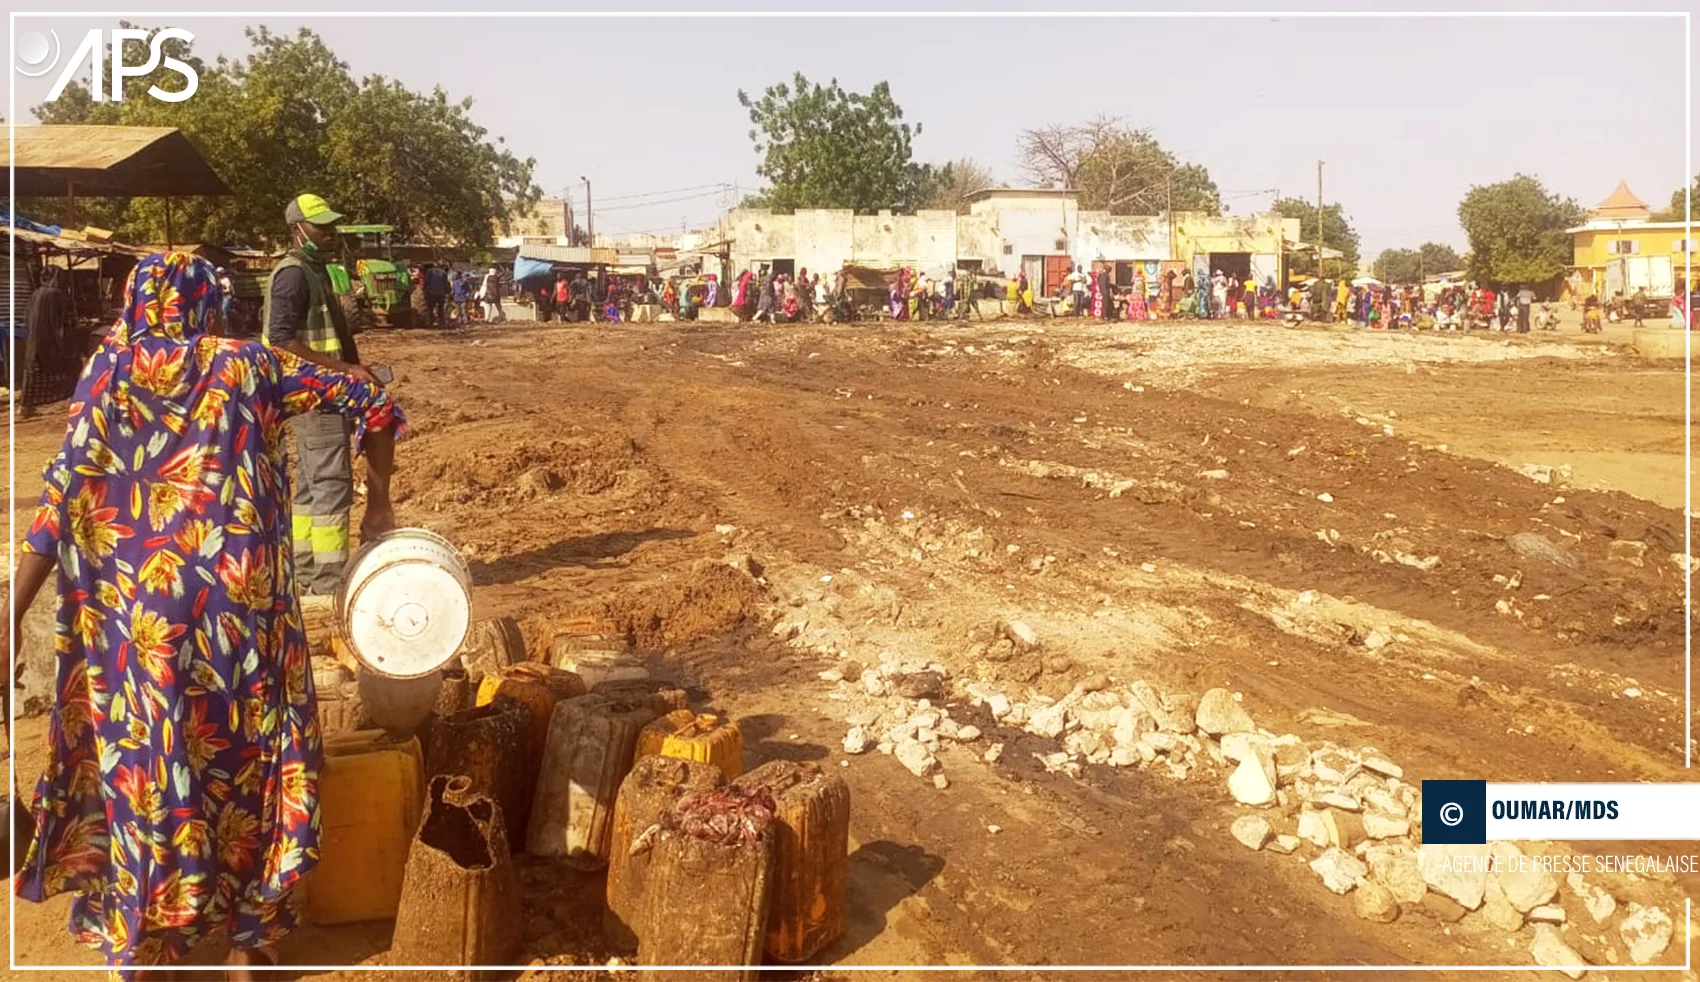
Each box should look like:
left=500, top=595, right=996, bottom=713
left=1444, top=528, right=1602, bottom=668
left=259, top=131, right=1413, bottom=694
left=4, top=125, right=230, bottom=197
left=1288, top=242, right=1345, bottom=260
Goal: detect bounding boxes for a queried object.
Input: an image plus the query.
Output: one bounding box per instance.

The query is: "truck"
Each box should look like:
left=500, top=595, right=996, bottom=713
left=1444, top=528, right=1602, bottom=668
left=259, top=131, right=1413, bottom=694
left=1602, top=254, right=1674, bottom=304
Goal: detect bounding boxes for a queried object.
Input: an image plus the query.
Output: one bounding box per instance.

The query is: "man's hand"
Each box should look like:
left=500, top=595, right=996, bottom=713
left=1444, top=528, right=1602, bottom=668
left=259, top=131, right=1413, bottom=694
left=340, top=362, right=379, bottom=386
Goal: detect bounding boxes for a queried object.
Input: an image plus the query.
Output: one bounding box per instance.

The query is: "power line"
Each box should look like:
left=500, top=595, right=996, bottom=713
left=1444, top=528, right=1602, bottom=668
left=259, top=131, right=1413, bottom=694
left=593, top=188, right=733, bottom=213
left=592, top=181, right=732, bottom=203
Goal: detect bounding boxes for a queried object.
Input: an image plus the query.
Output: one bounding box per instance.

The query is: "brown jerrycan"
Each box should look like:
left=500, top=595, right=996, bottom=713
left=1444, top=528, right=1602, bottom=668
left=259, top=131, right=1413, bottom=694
left=474, top=662, right=586, bottom=764
left=527, top=692, right=659, bottom=866
left=389, top=774, right=521, bottom=976
left=633, top=785, right=778, bottom=981
left=733, top=760, right=852, bottom=962
left=425, top=699, right=532, bottom=854
left=634, top=710, right=745, bottom=781
left=591, top=677, right=689, bottom=715
left=603, top=755, right=726, bottom=950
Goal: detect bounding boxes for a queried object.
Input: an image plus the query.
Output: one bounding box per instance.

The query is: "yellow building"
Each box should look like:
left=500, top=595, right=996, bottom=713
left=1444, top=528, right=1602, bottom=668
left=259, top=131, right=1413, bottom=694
left=1568, top=181, right=1694, bottom=298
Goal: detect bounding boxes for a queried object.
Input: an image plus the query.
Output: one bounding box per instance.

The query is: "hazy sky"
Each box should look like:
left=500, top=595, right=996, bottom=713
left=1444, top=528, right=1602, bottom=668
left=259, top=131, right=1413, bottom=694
left=10, top=3, right=1693, bottom=257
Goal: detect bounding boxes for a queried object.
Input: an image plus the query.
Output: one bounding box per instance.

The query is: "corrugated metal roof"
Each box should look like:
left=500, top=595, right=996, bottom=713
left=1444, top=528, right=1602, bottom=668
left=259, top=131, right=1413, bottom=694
left=5, top=125, right=230, bottom=197
left=9, top=226, right=148, bottom=256
left=515, top=243, right=617, bottom=264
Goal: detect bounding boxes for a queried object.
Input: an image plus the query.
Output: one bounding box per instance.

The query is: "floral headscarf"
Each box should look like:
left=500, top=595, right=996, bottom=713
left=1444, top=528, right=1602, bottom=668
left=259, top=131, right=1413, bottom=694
left=115, top=251, right=224, bottom=344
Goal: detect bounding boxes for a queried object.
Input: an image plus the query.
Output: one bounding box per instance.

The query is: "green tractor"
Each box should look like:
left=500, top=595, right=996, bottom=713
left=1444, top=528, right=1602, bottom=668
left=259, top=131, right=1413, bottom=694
left=328, top=224, right=414, bottom=331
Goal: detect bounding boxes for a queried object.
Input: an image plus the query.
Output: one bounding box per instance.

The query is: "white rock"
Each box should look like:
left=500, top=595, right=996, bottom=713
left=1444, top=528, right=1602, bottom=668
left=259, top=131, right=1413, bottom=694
left=895, top=739, right=937, bottom=778
left=1268, top=834, right=1301, bottom=855
left=876, top=742, right=893, bottom=755
left=1195, top=688, right=1256, bottom=735
left=1230, top=815, right=1271, bottom=850
left=1316, top=792, right=1361, bottom=812
left=954, top=725, right=982, bottom=743
left=1198, top=469, right=1229, bottom=480
left=986, top=694, right=1012, bottom=720
left=1026, top=703, right=1070, bottom=739
left=863, top=673, right=889, bottom=697
left=1002, top=620, right=1040, bottom=650
left=819, top=670, right=844, bottom=682
left=1113, top=709, right=1154, bottom=748
left=1565, top=873, right=1616, bottom=923
left=1530, top=924, right=1588, bottom=979
left=932, top=772, right=949, bottom=790
left=1297, top=809, right=1330, bottom=847
left=1364, top=844, right=1427, bottom=904
left=1141, top=731, right=1181, bottom=754
left=1309, top=847, right=1368, bottom=894
left=1491, top=841, right=1557, bottom=912
left=1311, top=749, right=1356, bottom=784
left=983, top=743, right=1003, bottom=764
left=1317, top=492, right=1335, bottom=503
left=842, top=727, right=871, bottom=755
left=1228, top=747, right=1277, bottom=806
left=1418, top=843, right=1490, bottom=910
left=987, top=824, right=1001, bottom=834
left=1354, top=880, right=1398, bottom=922
left=1129, top=680, right=1194, bottom=734
left=1618, top=904, right=1673, bottom=965
left=1109, top=746, right=1139, bottom=768
left=1219, top=731, right=1271, bottom=763
left=1362, top=812, right=1410, bottom=839
left=1529, top=905, right=1566, bottom=924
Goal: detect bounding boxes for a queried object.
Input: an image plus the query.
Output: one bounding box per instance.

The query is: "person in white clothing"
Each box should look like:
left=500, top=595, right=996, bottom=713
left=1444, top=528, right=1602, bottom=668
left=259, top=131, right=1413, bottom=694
left=477, top=266, right=506, bottom=323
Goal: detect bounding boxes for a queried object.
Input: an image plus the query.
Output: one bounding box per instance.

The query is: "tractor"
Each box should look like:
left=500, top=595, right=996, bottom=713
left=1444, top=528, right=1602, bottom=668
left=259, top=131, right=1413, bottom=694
left=329, top=224, right=414, bottom=331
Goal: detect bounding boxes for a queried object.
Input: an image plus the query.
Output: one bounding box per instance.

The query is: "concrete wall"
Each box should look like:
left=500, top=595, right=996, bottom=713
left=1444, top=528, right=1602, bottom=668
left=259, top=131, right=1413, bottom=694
left=725, top=203, right=1290, bottom=283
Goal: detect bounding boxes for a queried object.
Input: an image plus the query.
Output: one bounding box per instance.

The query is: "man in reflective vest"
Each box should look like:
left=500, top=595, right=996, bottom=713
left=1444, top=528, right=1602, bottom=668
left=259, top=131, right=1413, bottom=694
left=262, top=193, right=380, bottom=595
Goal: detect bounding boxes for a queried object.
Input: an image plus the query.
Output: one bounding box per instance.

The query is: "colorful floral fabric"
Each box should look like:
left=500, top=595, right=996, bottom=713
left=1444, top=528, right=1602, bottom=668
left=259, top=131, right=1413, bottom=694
left=15, top=253, right=405, bottom=971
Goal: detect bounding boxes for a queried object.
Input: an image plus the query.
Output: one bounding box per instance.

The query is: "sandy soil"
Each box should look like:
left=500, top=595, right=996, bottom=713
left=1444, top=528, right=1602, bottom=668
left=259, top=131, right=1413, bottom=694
left=3, top=315, right=1695, bottom=980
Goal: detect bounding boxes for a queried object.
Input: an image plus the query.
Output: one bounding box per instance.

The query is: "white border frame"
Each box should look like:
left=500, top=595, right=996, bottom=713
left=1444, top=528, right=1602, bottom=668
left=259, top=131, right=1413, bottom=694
left=6, top=8, right=1694, bottom=975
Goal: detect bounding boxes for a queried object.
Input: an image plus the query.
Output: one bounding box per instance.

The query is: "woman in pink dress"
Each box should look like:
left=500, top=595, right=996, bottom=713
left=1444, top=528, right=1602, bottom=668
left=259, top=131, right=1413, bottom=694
left=1126, top=271, right=1149, bottom=320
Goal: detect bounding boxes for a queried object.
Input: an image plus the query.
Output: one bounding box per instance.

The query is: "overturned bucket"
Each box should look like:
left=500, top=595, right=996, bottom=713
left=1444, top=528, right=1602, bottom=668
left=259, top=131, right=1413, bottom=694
left=336, top=528, right=473, bottom=679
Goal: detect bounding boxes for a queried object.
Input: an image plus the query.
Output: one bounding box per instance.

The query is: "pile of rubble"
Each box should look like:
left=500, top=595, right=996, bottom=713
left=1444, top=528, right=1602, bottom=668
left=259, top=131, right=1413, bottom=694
left=816, top=617, right=1680, bottom=976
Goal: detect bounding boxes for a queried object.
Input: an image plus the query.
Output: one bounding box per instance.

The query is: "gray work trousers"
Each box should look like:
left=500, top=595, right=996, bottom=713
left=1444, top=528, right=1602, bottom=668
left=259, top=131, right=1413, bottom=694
left=290, top=411, right=354, bottom=596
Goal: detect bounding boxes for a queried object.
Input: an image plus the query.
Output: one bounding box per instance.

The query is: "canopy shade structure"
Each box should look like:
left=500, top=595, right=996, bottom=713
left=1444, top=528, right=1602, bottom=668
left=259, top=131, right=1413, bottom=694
left=4, top=125, right=230, bottom=197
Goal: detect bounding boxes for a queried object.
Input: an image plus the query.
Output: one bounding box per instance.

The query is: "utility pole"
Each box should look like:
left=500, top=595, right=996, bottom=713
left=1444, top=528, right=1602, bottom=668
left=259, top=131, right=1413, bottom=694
left=581, top=175, right=593, bottom=247
left=1315, top=160, right=1325, bottom=280
left=1166, top=172, right=1175, bottom=261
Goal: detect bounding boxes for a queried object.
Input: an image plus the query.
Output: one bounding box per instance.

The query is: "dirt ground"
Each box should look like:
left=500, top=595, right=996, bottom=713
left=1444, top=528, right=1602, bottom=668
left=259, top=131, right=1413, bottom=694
left=4, top=314, right=1696, bottom=980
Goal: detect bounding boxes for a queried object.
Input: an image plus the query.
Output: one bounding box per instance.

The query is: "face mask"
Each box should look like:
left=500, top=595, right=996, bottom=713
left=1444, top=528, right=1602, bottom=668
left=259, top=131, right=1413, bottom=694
left=298, top=237, right=325, bottom=260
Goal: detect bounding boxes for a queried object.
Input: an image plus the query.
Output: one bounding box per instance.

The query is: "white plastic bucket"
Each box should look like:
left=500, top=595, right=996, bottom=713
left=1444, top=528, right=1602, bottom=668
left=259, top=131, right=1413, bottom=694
left=336, top=528, right=472, bottom=679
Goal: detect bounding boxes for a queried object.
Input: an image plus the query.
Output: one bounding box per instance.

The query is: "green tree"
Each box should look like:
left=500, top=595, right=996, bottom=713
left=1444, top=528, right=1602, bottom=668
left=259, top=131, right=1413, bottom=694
left=1371, top=241, right=1464, bottom=282
left=736, top=73, right=943, bottom=214
left=1654, top=174, right=1698, bottom=221
left=1273, top=197, right=1361, bottom=276
left=27, top=26, right=539, bottom=248
left=1371, top=248, right=1420, bottom=283
left=925, top=156, right=996, bottom=214
left=1419, top=241, right=1463, bottom=274
left=1456, top=175, right=1585, bottom=286
left=1016, top=116, right=1220, bottom=215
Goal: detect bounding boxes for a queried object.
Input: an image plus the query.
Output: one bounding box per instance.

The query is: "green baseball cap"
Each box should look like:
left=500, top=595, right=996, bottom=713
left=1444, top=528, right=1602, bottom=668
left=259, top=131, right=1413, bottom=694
left=284, top=193, right=344, bottom=226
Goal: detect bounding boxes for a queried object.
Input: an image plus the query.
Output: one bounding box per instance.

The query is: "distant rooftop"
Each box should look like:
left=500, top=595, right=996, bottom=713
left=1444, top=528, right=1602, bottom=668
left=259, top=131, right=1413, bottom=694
left=964, top=187, right=1079, bottom=202
left=1592, top=180, right=1651, bottom=221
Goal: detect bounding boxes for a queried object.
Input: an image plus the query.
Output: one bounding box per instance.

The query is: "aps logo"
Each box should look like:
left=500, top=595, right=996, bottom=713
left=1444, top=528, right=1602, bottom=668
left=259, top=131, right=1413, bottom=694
left=16, top=27, right=198, bottom=103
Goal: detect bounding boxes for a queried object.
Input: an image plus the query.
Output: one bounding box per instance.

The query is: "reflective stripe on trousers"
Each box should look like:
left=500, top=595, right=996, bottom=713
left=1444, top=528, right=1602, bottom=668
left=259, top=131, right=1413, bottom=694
left=289, top=411, right=354, bottom=596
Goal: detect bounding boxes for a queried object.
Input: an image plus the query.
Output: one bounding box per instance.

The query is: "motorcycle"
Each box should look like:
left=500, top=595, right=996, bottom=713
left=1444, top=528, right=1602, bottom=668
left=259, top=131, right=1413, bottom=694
left=1535, top=305, right=1561, bottom=331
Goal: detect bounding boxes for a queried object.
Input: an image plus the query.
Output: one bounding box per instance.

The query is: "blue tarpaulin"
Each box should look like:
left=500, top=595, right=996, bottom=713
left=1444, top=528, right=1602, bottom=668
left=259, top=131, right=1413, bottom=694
left=513, top=256, right=554, bottom=283
left=0, top=208, right=64, bottom=236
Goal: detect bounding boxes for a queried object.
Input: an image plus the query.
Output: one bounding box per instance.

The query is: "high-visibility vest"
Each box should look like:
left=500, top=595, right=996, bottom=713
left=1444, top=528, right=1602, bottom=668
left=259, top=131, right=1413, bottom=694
left=262, top=254, right=344, bottom=360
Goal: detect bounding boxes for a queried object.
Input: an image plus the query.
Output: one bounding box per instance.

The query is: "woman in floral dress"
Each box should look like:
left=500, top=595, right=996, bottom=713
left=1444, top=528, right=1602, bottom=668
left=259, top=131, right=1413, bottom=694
left=7, top=253, right=406, bottom=979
